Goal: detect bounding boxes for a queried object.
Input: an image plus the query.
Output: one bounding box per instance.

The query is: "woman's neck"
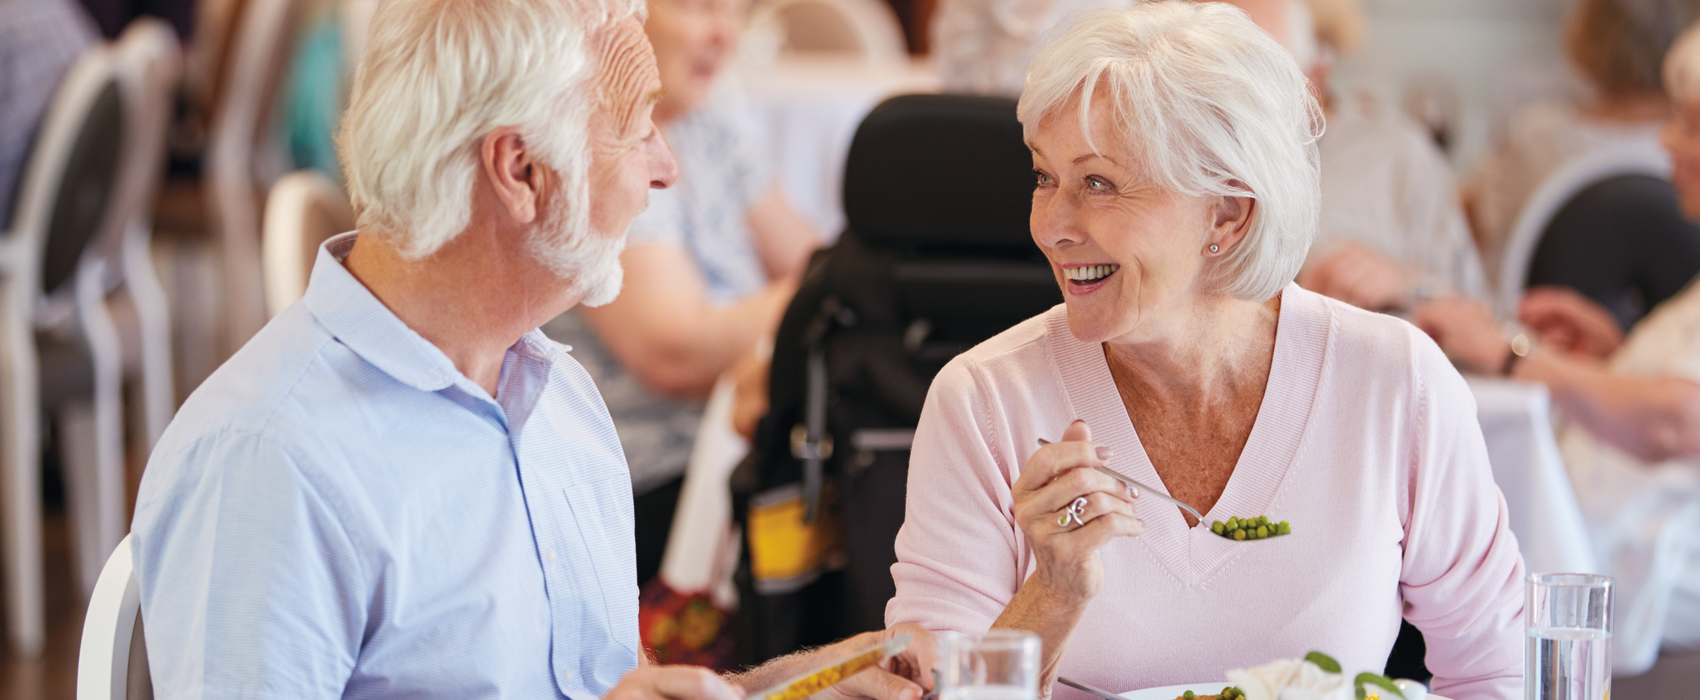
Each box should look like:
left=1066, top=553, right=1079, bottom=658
left=1102, top=294, right=1281, bottom=409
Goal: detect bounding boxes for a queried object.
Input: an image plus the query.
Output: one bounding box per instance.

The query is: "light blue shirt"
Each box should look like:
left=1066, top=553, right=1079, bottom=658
left=131, top=233, right=641, bottom=699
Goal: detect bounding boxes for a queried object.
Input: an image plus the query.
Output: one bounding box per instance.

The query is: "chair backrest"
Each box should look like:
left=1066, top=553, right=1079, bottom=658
left=207, top=0, right=311, bottom=345
left=76, top=533, right=152, bottom=700
left=748, top=0, right=908, bottom=66
left=1496, top=142, right=1671, bottom=316
left=5, top=44, right=126, bottom=302
left=262, top=170, right=351, bottom=316
left=93, top=19, right=183, bottom=269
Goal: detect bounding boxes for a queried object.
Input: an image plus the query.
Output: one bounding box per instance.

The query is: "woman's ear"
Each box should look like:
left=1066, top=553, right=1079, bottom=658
left=1206, top=191, right=1256, bottom=255
left=481, top=127, right=543, bottom=225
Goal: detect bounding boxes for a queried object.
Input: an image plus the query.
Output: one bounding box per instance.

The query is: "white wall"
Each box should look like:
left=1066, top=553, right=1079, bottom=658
left=1331, top=0, right=1577, bottom=172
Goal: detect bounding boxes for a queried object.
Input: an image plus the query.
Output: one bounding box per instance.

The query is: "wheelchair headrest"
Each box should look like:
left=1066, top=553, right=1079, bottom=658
left=842, top=94, right=1036, bottom=256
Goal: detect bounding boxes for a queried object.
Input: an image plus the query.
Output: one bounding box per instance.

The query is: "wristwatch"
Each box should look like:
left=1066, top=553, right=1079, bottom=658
left=1501, top=332, right=1532, bottom=376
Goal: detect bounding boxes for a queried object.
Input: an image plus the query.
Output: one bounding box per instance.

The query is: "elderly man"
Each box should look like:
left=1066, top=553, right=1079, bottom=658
left=129, top=0, right=929, bottom=697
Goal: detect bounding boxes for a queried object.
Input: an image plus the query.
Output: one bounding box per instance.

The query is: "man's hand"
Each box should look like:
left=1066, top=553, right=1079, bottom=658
left=1519, top=286, right=1623, bottom=360
left=1297, top=242, right=1414, bottom=312
left=819, top=624, right=938, bottom=700
left=733, top=625, right=936, bottom=700
left=607, top=665, right=744, bottom=700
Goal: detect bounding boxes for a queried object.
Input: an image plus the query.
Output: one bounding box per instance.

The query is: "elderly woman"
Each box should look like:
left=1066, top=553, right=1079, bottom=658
left=886, top=3, right=1524, bottom=698
left=1417, top=25, right=1700, bottom=676
left=545, top=0, right=822, bottom=583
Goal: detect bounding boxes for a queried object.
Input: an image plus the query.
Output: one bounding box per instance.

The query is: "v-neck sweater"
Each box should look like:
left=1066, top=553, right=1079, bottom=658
left=886, top=285, right=1525, bottom=700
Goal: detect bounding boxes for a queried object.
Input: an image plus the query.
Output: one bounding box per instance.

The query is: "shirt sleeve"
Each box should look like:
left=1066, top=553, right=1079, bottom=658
left=886, top=358, right=1026, bottom=632
left=131, top=430, right=370, bottom=699
left=1400, top=132, right=1490, bottom=301
left=1397, top=333, right=1527, bottom=700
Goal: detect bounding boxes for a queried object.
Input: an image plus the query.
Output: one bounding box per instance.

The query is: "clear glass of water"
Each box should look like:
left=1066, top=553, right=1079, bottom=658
left=1526, top=573, right=1613, bottom=700
left=937, top=630, right=1041, bottom=700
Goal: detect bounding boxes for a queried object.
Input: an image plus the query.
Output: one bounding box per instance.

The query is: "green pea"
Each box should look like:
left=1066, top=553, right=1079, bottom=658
left=1211, top=521, right=1224, bottom=535
left=1278, top=521, right=1291, bottom=535
left=1233, top=529, right=1246, bottom=541
left=1183, top=692, right=1195, bottom=700
left=1256, top=526, right=1269, bottom=539
left=1227, top=517, right=1240, bottom=530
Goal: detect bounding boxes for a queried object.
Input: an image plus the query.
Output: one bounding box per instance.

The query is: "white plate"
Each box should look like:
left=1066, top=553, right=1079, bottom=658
left=1118, top=683, right=1236, bottom=700
left=1116, top=683, right=1451, bottom=700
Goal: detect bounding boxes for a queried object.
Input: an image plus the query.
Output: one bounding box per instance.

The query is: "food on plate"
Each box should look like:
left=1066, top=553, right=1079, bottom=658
left=1175, top=687, right=1245, bottom=700
left=1224, top=651, right=1414, bottom=700
left=1209, top=515, right=1290, bottom=541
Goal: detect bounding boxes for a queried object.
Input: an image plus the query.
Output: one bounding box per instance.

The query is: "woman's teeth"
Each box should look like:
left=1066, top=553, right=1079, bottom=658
left=1065, top=265, right=1120, bottom=282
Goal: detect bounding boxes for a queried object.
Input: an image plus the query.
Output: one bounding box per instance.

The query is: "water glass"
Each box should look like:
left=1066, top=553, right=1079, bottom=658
left=937, top=630, right=1041, bottom=700
left=1526, top=573, right=1612, bottom=700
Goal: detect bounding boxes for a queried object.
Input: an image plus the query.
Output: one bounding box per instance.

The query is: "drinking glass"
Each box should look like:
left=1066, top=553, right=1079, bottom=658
left=1526, top=573, right=1612, bottom=700
left=937, top=630, right=1041, bottom=700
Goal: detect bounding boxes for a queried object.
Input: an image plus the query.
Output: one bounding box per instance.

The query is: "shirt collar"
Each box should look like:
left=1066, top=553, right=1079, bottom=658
left=302, top=232, right=466, bottom=393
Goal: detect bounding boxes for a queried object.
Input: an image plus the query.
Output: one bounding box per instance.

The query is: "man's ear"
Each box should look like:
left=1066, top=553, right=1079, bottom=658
left=481, top=127, right=543, bottom=225
left=1207, top=190, right=1256, bottom=255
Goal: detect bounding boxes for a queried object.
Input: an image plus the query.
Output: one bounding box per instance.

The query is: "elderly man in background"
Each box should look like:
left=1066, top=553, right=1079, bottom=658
left=1418, top=23, right=1700, bottom=675
left=128, top=0, right=929, bottom=697
left=1293, top=0, right=1489, bottom=310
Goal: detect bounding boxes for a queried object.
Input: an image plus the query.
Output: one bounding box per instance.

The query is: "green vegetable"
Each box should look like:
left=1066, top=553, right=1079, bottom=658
left=1256, top=526, right=1269, bottom=539
left=1182, top=692, right=1194, bottom=700
left=1227, top=517, right=1240, bottom=530
left=1304, top=651, right=1342, bottom=674
left=1277, top=521, right=1291, bottom=535
left=1233, top=529, right=1246, bottom=541
left=1211, top=515, right=1291, bottom=540
left=1353, top=673, right=1406, bottom=700
left=1211, top=521, right=1225, bottom=535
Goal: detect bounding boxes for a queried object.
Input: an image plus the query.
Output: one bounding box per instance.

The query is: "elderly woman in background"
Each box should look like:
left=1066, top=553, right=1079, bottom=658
left=545, top=0, right=822, bottom=583
left=1417, top=25, right=1700, bottom=676
left=1468, top=0, right=1700, bottom=313
left=887, top=3, right=1524, bottom=698
left=1295, top=0, right=1489, bottom=310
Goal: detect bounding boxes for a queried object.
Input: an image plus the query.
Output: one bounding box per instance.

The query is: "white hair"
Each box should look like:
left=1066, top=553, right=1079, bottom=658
left=1018, top=0, right=1324, bottom=302
left=338, top=0, right=645, bottom=260
left=1667, top=22, right=1700, bottom=102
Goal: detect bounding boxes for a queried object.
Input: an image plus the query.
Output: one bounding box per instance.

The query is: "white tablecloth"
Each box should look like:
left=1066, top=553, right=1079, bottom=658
left=736, top=56, right=941, bottom=238
left=1467, top=376, right=1598, bottom=576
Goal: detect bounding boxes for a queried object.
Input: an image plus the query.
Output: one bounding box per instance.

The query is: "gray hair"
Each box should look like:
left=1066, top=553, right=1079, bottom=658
left=338, top=0, right=645, bottom=258
left=1017, top=0, right=1323, bottom=301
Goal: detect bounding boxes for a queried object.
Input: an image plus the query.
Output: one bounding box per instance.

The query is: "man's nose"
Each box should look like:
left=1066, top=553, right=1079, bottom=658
left=650, top=130, right=680, bottom=188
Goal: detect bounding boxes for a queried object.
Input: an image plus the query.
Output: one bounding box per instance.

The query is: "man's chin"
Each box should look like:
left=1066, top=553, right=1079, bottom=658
left=575, top=266, right=625, bottom=308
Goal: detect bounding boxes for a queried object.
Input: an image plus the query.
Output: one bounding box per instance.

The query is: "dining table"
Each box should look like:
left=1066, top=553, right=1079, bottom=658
left=1465, top=375, right=1598, bottom=576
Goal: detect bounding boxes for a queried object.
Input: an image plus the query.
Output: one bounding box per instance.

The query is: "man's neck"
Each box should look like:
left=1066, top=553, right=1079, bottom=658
left=343, top=227, right=578, bottom=398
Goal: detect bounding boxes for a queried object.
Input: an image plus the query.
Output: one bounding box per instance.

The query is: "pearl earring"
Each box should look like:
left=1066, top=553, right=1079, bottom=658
left=1208, top=244, right=1219, bottom=254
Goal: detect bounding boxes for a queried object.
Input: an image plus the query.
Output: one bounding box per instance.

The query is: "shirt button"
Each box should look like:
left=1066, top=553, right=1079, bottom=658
left=547, top=547, right=558, bottom=563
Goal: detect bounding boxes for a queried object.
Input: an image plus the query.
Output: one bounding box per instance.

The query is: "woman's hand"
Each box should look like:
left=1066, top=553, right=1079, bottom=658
left=1011, top=420, right=1143, bottom=606
left=1518, top=286, right=1623, bottom=360
left=1413, top=296, right=1510, bottom=375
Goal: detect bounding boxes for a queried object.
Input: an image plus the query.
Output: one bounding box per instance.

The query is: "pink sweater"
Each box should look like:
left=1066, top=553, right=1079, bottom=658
left=886, top=285, right=1525, bottom=700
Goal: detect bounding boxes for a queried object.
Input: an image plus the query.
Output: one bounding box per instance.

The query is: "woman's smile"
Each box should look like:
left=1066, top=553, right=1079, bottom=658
left=1060, top=263, right=1121, bottom=295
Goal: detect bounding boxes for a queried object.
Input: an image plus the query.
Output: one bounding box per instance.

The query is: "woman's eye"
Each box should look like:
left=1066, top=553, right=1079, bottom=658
left=1085, top=177, right=1110, bottom=192
left=1033, top=170, right=1053, bottom=187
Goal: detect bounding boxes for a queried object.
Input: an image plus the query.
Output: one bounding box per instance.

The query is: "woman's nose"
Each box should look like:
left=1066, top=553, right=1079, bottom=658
left=1031, top=192, right=1083, bottom=249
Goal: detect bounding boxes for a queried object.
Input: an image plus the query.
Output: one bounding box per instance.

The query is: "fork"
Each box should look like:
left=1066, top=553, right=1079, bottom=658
left=1036, top=438, right=1206, bottom=524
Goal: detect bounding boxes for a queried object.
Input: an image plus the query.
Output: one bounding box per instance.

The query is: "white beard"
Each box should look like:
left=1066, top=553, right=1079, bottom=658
left=525, top=192, right=626, bottom=308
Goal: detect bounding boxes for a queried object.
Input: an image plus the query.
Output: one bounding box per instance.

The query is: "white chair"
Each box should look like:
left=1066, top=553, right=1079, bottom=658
left=0, top=42, right=130, bottom=657
left=1494, top=142, right=1672, bottom=318
left=262, top=170, right=352, bottom=315
left=76, top=533, right=152, bottom=700
left=107, top=19, right=183, bottom=450
left=747, top=0, right=908, bottom=67
left=205, top=0, right=311, bottom=353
